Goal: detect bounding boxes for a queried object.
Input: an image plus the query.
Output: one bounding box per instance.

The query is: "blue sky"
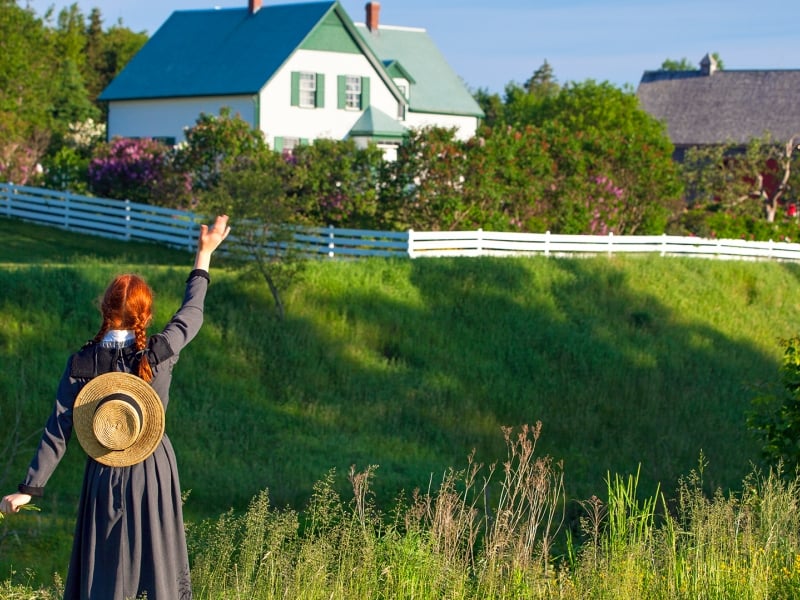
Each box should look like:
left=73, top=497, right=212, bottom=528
left=28, top=0, right=800, bottom=93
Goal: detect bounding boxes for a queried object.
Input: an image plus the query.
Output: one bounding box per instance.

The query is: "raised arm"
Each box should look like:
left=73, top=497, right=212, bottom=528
left=156, top=215, right=232, bottom=356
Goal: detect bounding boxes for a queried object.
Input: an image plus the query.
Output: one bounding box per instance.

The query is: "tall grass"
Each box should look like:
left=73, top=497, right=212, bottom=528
left=184, top=428, right=800, bottom=599
left=6, top=441, right=800, bottom=598
left=4, top=217, right=800, bottom=594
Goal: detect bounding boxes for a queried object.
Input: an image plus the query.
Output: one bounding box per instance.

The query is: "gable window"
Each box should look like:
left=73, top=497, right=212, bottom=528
left=291, top=72, right=325, bottom=108
left=337, top=75, right=370, bottom=110
left=299, top=73, right=316, bottom=107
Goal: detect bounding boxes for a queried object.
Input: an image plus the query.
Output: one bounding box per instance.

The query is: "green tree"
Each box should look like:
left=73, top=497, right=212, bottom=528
left=501, top=72, right=556, bottom=127
left=286, top=138, right=383, bottom=228
left=379, top=127, right=471, bottom=231
left=524, top=60, right=560, bottom=98
left=46, top=4, right=99, bottom=143
left=525, top=81, right=683, bottom=233
left=51, top=58, right=99, bottom=128
left=660, top=52, right=725, bottom=71
left=0, top=0, right=55, bottom=183
left=83, top=9, right=106, bottom=101
left=202, top=151, right=306, bottom=320
left=462, top=123, right=563, bottom=231
left=473, top=87, right=504, bottom=128
left=681, top=134, right=800, bottom=225
left=660, top=57, right=696, bottom=71
left=748, top=335, right=800, bottom=470
left=90, top=21, right=147, bottom=119
left=175, top=107, right=269, bottom=199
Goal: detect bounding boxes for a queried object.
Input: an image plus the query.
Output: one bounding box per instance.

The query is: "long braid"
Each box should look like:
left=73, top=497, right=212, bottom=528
left=134, top=314, right=153, bottom=382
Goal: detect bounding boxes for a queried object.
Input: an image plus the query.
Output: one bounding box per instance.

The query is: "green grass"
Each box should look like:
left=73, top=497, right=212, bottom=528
left=2, top=216, right=800, bottom=592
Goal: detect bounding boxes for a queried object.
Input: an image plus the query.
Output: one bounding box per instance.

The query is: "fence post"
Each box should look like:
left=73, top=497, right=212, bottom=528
left=608, top=231, right=614, bottom=256
left=1, top=183, right=8, bottom=217
left=661, top=233, right=667, bottom=257
left=64, top=191, right=71, bottom=229
left=476, top=228, right=483, bottom=256
left=124, top=199, right=132, bottom=241
left=544, top=230, right=550, bottom=257
left=328, top=224, right=335, bottom=259
left=187, top=214, right=196, bottom=252
left=407, top=228, right=415, bottom=258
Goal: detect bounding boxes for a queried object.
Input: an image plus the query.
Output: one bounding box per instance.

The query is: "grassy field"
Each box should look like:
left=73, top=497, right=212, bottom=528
left=2, top=216, right=800, bottom=593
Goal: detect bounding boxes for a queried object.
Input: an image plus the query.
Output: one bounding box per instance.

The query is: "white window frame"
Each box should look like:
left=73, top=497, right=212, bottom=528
left=345, top=75, right=362, bottom=110
left=299, top=72, right=317, bottom=108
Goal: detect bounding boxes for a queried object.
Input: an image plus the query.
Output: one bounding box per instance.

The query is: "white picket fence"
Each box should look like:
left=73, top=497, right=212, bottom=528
left=3, top=182, right=800, bottom=261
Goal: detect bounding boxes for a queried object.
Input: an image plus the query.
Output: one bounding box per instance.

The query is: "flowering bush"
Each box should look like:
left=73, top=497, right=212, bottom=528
left=586, top=175, right=625, bottom=235
left=64, top=119, right=106, bottom=151
left=0, top=145, right=44, bottom=185
left=88, top=137, right=171, bottom=203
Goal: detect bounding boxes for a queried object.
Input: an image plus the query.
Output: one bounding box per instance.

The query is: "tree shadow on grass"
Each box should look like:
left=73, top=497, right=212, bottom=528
left=198, top=254, right=794, bottom=515
left=5, top=238, right=800, bottom=586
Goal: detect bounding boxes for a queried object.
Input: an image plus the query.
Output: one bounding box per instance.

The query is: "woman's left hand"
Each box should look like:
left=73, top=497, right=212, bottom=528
left=0, top=492, right=32, bottom=515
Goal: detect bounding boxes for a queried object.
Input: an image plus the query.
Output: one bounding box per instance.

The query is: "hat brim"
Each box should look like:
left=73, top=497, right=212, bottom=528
left=73, top=372, right=165, bottom=467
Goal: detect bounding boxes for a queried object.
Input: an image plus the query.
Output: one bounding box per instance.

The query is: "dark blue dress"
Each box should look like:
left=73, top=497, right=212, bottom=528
left=19, top=270, right=209, bottom=600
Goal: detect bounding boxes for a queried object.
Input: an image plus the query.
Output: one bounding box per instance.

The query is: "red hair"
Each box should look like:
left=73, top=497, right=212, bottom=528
left=92, top=274, right=154, bottom=382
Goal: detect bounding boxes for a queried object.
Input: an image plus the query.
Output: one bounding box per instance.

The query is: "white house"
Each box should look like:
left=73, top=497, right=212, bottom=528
left=98, top=0, right=484, bottom=159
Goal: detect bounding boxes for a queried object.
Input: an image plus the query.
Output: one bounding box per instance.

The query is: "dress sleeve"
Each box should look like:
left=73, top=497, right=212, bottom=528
left=19, top=361, right=82, bottom=497
left=156, top=269, right=209, bottom=357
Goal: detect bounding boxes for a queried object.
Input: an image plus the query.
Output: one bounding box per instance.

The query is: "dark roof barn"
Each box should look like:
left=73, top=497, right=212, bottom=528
left=637, top=54, right=800, bottom=157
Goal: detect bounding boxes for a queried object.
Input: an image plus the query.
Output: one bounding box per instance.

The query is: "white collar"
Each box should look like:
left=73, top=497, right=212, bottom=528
left=102, top=330, right=135, bottom=344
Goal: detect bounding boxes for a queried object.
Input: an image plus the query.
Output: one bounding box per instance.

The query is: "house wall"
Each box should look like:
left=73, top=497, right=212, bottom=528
left=106, top=96, right=257, bottom=143
left=405, top=111, right=479, bottom=141
left=258, top=49, right=402, bottom=147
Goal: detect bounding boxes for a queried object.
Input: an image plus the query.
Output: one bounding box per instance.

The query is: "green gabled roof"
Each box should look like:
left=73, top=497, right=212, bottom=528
left=349, top=106, right=408, bottom=139
left=355, top=24, right=484, bottom=118
left=100, top=2, right=336, bottom=100
left=100, top=1, right=403, bottom=103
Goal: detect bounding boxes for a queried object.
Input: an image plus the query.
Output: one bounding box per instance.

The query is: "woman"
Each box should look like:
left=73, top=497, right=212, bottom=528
left=0, top=214, right=231, bottom=600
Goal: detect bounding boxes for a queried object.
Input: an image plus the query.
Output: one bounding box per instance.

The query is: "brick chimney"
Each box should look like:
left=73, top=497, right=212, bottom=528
left=249, top=0, right=262, bottom=14
left=366, top=2, right=380, bottom=31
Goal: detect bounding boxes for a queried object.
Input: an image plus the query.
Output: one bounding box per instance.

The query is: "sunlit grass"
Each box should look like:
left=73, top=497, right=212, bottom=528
left=4, top=216, right=800, bottom=594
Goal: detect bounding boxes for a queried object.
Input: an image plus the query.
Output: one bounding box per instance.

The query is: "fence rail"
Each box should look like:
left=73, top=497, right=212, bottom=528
left=3, top=182, right=800, bottom=262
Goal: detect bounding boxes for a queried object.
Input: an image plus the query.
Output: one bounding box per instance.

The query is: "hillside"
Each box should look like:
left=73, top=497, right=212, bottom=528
left=2, top=216, right=799, bottom=574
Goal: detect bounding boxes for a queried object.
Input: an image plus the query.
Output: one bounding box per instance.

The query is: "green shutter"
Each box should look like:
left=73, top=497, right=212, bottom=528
left=290, top=72, right=300, bottom=107
left=274, top=137, right=284, bottom=153
left=316, top=73, right=325, bottom=108
left=337, top=75, right=346, bottom=109
left=300, top=138, right=309, bottom=146
left=360, top=76, right=370, bottom=109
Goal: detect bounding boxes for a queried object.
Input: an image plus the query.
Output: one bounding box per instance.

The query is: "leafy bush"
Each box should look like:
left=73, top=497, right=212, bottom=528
left=674, top=208, right=800, bottom=242
left=748, top=335, right=800, bottom=469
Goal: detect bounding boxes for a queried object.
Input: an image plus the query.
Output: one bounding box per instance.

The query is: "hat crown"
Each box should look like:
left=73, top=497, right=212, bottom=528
left=92, top=397, right=143, bottom=450
left=73, top=371, right=165, bottom=467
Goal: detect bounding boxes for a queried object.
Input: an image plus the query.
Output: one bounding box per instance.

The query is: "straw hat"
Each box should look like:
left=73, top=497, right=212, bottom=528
left=73, top=372, right=165, bottom=467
